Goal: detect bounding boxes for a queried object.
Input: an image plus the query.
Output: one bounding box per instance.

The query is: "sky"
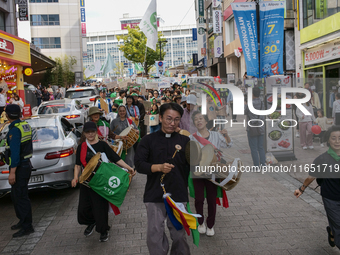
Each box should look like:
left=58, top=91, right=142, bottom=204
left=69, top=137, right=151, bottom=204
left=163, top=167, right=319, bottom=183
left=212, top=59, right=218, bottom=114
left=86, top=0, right=196, bottom=33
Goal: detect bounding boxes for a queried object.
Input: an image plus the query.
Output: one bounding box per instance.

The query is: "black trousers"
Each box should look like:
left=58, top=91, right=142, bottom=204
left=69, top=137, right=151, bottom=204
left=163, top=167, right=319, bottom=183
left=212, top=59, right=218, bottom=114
left=78, top=184, right=109, bottom=234
left=139, top=122, right=147, bottom=138
left=11, top=163, right=33, bottom=230
left=230, top=102, right=237, bottom=121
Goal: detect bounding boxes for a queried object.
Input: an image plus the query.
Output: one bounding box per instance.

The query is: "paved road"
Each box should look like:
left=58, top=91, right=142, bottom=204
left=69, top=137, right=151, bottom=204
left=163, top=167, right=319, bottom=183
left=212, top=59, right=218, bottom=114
left=0, top=123, right=339, bottom=255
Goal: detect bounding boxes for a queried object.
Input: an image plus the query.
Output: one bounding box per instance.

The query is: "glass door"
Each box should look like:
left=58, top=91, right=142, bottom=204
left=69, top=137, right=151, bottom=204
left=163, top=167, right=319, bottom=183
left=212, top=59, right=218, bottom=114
left=326, top=64, right=340, bottom=117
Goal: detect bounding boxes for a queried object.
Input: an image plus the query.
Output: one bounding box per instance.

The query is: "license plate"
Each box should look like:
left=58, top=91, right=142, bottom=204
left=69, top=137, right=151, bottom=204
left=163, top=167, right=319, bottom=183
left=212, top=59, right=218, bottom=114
left=29, top=175, right=44, bottom=183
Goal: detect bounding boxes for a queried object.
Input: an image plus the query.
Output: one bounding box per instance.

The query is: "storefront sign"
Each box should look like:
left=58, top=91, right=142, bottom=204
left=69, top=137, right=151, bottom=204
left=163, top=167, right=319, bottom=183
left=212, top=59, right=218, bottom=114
left=212, top=0, right=221, bottom=8
left=0, top=38, right=14, bottom=55
left=198, top=0, right=204, bottom=17
left=81, top=8, right=86, bottom=22
left=260, top=1, right=285, bottom=78
left=231, top=2, right=259, bottom=77
left=201, top=48, right=206, bottom=55
left=316, top=0, right=327, bottom=19
left=81, top=23, right=86, bottom=37
left=80, top=0, right=85, bottom=7
left=24, top=68, right=33, bottom=76
left=213, top=10, right=222, bottom=34
left=305, top=39, right=340, bottom=66
left=18, top=0, right=29, bottom=21
left=214, top=36, right=223, bottom=58
left=198, top=27, right=205, bottom=35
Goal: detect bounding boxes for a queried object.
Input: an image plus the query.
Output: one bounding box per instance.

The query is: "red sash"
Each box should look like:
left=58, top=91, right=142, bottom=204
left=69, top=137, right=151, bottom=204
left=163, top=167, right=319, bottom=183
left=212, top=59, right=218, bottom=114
left=127, top=118, right=133, bottom=125
left=192, top=133, right=222, bottom=161
left=80, top=142, right=88, bottom=167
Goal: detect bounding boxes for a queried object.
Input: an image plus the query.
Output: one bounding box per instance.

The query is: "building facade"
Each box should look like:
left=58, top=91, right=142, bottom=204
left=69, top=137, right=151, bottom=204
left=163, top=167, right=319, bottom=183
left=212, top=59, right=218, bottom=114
left=83, top=24, right=198, bottom=78
left=296, top=0, right=340, bottom=117
left=28, top=0, right=83, bottom=74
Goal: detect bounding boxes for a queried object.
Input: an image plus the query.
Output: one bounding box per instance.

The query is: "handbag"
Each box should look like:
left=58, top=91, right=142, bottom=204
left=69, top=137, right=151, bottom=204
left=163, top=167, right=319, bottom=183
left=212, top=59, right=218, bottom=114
left=248, top=101, right=263, bottom=137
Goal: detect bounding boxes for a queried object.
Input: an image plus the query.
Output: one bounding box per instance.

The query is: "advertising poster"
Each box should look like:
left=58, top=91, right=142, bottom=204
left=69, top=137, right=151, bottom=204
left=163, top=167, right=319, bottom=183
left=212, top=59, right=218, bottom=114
left=214, top=36, right=223, bottom=58
left=266, top=108, right=294, bottom=152
left=259, top=1, right=285, bottom=78
left=231, top=3, right=259, bottom=77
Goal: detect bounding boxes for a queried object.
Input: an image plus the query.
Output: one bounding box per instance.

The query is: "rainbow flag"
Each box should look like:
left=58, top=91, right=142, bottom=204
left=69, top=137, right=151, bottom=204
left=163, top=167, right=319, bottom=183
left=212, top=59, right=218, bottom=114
left=163, top=193, right=201, bottom=246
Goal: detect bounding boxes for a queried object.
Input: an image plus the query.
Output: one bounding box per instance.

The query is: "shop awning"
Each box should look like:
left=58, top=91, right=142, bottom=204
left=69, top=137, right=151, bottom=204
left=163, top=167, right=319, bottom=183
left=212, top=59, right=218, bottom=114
left=29, top=46, right=56, bottom=72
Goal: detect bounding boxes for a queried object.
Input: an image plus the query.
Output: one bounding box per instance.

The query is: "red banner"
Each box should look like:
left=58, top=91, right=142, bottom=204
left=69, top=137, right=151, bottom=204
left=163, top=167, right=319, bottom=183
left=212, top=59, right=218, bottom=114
left=23, top=104, right=32, bottom=117
left=0, top=38, right=14, bottom=55
left=81, top=23, right=86, bottom=37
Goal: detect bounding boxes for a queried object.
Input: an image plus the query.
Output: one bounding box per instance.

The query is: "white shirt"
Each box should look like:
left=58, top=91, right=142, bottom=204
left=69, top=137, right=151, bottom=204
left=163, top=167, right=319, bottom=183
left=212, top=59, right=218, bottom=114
left=0, top=93, right=5, bottom=107
left=189, top=130, right=232, bottom=149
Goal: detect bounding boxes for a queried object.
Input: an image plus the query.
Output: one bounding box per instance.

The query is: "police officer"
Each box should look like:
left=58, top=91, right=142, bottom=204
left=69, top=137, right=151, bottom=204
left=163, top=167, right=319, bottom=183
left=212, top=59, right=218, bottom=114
left=5, top=104, right=34, bottom=238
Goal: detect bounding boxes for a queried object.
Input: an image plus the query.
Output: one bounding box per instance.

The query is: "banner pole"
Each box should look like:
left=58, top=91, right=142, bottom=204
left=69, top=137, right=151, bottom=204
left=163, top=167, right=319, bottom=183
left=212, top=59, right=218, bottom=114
left=142, top=46, right=148, bottom=80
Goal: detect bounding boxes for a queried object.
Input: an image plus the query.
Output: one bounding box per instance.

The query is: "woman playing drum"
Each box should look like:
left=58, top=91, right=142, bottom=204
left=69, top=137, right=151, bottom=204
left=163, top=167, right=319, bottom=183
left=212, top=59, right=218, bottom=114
left=110, top=105, right=139, bottom=167
left=88, top=106, right=127, bottom=142
left=189, top=111, right=232, bottom=237
left=71, top=122, right=135, bottom=242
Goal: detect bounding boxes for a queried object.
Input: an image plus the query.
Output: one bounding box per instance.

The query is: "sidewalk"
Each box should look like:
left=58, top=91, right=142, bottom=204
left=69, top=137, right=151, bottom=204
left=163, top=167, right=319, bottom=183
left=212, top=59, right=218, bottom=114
left=1, top=123, right=339, bottom=255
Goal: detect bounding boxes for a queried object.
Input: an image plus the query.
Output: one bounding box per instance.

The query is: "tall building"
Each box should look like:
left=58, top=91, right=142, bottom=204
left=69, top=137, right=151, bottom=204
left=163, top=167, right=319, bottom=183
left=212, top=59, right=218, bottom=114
left=84, top=23, right=198, bottom=78
left=26, top=0, right=83, bottom=77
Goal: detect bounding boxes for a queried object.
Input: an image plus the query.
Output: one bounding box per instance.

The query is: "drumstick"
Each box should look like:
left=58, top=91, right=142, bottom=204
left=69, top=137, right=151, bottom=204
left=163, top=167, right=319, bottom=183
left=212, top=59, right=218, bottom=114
left=172, top=145, right=182, bottom=158
left=112, top=125, right=119, bottom=133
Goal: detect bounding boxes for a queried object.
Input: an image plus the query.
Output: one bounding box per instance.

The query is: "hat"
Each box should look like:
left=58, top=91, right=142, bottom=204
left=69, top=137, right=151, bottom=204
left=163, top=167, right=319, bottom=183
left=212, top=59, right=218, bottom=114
left=186, top=94, right=197, bottom=105
left=180, top=95, right=187, bottom=103
left=83, top=122, right=97, bottom=132
left=88, top=106, right=103, bottom=117
left=5, top=104, right=21, bottom=118
left=131, top=93, right=138, bottom=96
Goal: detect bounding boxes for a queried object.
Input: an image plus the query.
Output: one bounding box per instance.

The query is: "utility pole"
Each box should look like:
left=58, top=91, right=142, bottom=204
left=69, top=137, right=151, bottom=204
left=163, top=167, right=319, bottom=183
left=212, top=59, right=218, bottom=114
left=158, top=39, right=168, bottom=61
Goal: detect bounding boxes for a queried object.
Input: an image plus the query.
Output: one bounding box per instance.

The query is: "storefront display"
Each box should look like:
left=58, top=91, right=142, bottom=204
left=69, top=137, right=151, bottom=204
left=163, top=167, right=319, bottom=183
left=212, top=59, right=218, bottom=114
left=0, top=31, right=31, bottom=104
left=265, top=75, right=296, bottom=161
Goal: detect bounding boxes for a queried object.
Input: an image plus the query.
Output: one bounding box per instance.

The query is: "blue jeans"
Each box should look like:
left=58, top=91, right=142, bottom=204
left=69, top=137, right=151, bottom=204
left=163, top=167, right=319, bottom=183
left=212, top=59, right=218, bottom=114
left=247, top=132, right=266, bottom=167
left=150, top=124, right=160, bottom=133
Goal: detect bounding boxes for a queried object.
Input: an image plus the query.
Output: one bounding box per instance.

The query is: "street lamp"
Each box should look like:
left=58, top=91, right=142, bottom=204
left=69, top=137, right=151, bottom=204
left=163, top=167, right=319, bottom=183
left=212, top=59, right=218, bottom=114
left=158, top=39, right=168, bottom=61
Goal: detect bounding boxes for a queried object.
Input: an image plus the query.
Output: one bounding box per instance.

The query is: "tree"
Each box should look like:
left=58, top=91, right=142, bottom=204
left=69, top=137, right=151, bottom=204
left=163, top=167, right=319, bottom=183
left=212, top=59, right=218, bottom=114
left=113, top=62, right=125, bottom=77
left=117, top=27, right=167, bottom=75
left=51, top=55, right=77, bottom=86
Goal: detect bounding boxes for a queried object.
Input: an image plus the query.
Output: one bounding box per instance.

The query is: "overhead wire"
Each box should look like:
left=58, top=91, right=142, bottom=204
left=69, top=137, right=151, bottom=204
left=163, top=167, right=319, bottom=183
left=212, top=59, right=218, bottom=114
left=175, top=0, right=195, bottom=29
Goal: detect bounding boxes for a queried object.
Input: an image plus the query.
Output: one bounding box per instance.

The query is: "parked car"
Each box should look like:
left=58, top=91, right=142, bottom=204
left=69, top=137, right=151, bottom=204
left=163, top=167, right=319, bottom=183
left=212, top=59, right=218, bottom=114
left=0, top=115, right=79, bottom=198
left=65, top=86, right=99, bottom=106
left=24, top=82, right=37, bottom=92
left=36, top=99, right=88, bottom=128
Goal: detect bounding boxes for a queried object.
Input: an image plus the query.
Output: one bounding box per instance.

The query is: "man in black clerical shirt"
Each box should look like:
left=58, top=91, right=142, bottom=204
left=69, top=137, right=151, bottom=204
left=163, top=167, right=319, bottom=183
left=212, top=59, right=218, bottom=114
left=135, top=103, right=191, bottom=255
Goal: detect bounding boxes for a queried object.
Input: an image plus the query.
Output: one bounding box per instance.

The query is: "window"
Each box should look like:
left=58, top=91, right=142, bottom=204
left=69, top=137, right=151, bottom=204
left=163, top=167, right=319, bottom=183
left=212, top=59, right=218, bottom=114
left=0, top=11, right=5, bottom=31
left=32, top=37, right=61, bottom=49
left=30, top=0, right=58, bottom=2
left=31, top=15, right=60, bottom=26
left=303, top=0, right=340, bottom=27
left=107, top=35, right=115, bottom=41
left=90, top=37, right=98, bottom=42
left=225, top=17, right=238, bottom=45
left=99, top=36, right=106, bottom=41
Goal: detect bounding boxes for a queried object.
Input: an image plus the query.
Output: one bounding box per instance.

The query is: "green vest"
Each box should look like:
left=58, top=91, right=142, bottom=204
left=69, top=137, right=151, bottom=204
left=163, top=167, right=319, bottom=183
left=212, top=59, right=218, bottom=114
left=5, top=121, right=33, bottom=165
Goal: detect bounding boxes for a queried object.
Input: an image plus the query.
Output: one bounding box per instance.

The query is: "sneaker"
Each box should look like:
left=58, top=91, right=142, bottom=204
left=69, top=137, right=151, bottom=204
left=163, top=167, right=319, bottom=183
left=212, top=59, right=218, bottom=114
left=309, top=146, right=314, bottom=149
left=206, top=227, right=215, bottom=237
left=84, top=223, right=96, bottom=237
left=99, top=231, right=109, bottom=242
left=12, top=227, right=34, bottom=238
left=197, top=223, right=206, bottom=234
left=296, top=133, right=300, bottom=138
left=302, top=146, right=307, bottom=150
left=321, top=143, right=325, bottom=147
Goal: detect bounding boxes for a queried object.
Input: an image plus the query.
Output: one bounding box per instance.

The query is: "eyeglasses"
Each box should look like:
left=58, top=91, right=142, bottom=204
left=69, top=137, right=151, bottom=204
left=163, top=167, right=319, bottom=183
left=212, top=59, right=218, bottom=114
left=164, top=117, right=181, bottom=124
